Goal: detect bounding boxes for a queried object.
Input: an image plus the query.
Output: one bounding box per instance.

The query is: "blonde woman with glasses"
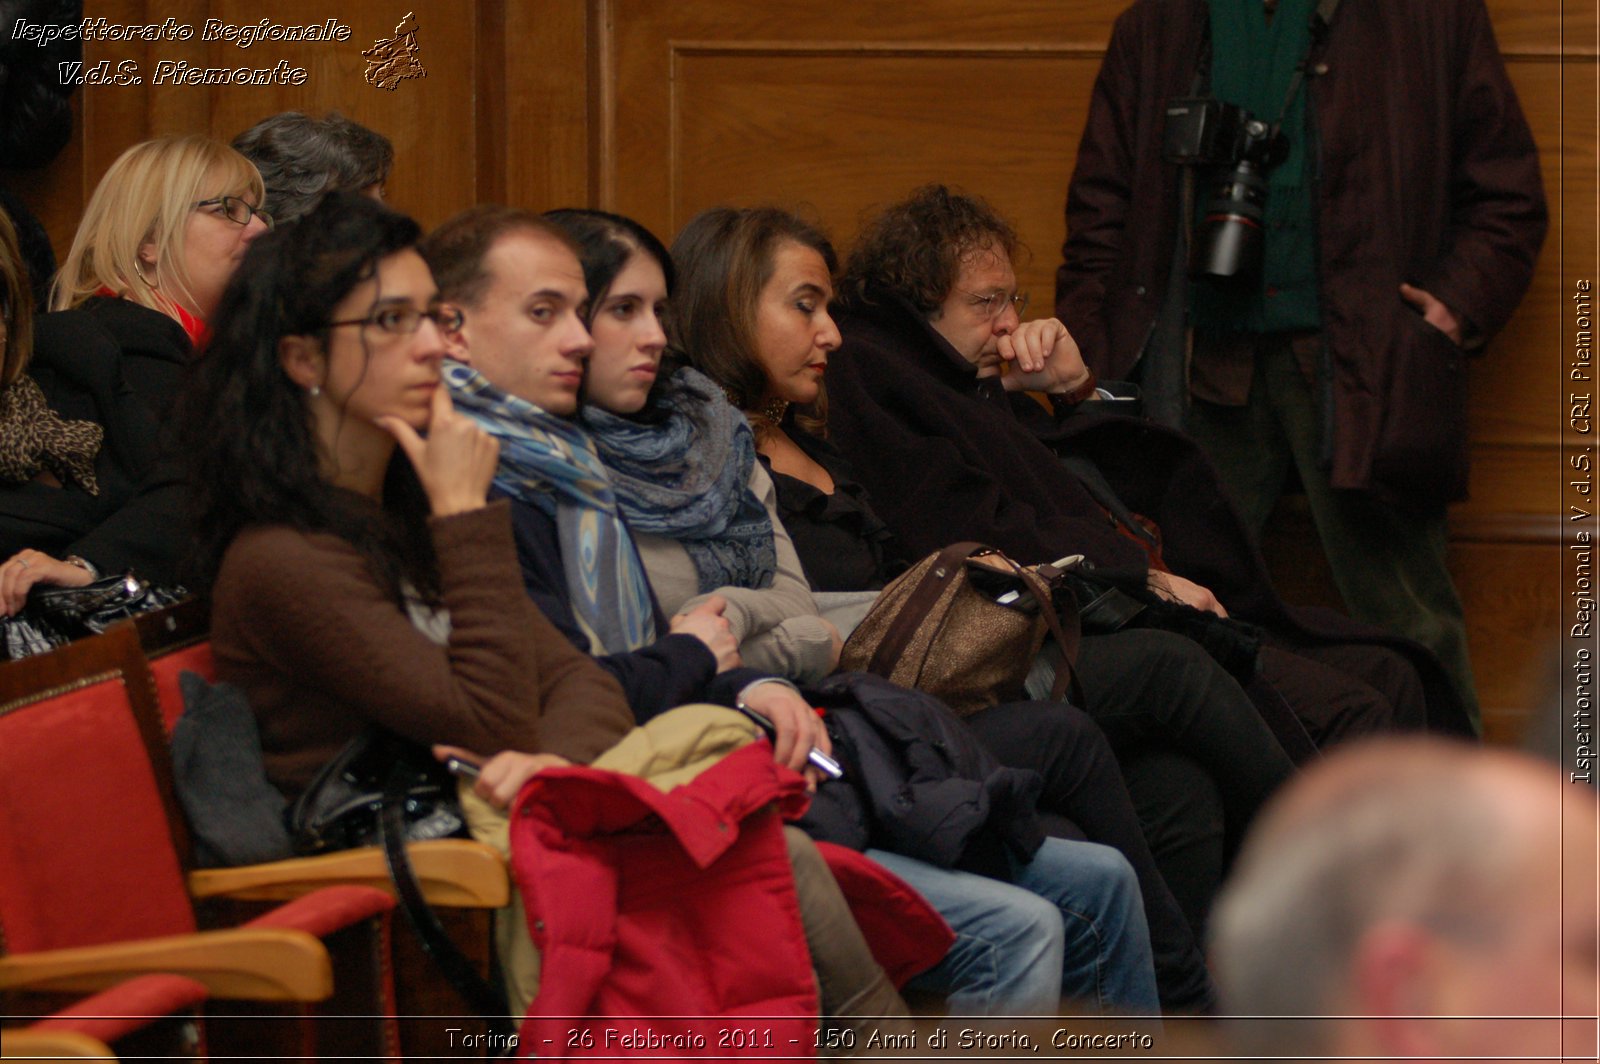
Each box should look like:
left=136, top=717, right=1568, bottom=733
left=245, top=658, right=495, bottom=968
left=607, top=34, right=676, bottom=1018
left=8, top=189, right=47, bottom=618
left=1, top=136, right=269, bottom=616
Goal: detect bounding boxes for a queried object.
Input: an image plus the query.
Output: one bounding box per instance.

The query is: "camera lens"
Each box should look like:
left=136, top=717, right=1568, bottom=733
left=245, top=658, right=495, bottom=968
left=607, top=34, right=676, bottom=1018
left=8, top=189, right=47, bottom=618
left=1195, top=160, right=1268, bottom=281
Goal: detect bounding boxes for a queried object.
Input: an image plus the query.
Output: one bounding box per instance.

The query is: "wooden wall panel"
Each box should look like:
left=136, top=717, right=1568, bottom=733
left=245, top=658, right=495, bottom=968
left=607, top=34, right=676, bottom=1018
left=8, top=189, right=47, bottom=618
left=2, top=0, right=591, bottom=255
left=666, top=46, right=1099, bottom=300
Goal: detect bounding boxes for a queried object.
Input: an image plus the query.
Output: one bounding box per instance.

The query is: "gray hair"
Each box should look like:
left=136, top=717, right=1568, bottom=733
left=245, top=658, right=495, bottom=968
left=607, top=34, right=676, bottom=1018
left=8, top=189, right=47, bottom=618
left=1210, top=739, right=1538, bottom=1053
left=232, top=112, right=393, bottom=224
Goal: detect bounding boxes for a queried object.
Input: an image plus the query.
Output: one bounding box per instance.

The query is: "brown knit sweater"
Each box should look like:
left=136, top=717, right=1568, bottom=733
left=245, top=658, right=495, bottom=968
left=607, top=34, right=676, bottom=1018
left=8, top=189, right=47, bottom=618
left=211, top=500, right=635, bottom=799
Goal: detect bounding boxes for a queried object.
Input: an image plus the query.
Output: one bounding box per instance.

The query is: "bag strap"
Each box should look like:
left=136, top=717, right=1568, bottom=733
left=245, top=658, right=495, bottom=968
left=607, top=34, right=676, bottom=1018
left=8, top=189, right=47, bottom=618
left=379, top=762, right=519, bottom=1049
left=867, top=541, right=988, bottom=677
left=1000, top=556, right=1084, bottom=705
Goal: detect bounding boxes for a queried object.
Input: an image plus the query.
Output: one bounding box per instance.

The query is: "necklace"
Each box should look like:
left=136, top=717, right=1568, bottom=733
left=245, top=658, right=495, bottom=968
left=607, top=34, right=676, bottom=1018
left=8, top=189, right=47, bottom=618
left=745, top=396, right=790, bottom=428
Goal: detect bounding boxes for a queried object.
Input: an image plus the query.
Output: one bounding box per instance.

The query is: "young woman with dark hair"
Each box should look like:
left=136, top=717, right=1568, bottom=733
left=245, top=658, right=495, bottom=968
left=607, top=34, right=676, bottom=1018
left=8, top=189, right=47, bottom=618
left=182, top=191, right=632, bottom=805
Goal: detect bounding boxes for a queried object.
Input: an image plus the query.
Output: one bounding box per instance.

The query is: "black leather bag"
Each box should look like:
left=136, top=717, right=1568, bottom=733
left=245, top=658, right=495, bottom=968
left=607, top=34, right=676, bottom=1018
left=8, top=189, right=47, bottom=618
left=1057, top=561, right=1264, bottom=683
left=288, top=729, right=516, bottom=1048
left=287, top=729, right=465, bottom=856
left=3, top=574, right=186, bottom=660
left=36, top=572, right=185, bottom=632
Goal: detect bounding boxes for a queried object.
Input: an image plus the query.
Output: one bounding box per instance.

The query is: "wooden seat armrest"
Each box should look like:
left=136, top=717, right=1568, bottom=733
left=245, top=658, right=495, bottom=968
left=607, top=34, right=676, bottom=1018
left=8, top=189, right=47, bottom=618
left=187, top=839, right=509, bottom=908
left=0, top=928, right=331, bottom=1002
left=0, top=1029, right=117, bottom=1060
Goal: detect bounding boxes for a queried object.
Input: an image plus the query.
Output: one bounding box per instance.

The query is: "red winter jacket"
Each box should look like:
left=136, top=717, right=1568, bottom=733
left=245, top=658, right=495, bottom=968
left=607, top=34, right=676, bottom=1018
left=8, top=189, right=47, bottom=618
left=508, top=744, right=818, bottom=1059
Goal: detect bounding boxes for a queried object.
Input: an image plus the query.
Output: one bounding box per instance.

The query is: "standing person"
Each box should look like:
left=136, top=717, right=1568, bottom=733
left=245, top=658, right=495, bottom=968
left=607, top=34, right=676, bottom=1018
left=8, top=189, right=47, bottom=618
left=826, top=183, right=1474, bottom=751
left=2, top=135, right=269, bottom=607
left=1056, top=0, right=1548, bottom=728
left=1210, top=738, right=1598, bottom=1062
left=423, top=203, right=1160, bottom=1017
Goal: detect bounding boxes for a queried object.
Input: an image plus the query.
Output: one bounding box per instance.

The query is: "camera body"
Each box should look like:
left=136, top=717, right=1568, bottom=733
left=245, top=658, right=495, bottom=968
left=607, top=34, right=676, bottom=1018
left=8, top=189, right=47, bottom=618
left=1163, top=97, right=1289, bottom=281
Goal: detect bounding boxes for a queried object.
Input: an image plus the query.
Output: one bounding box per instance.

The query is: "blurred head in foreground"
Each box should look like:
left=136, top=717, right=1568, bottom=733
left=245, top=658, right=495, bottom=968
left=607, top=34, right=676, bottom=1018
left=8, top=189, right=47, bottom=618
left=1211, top=736, right=1598, bottom=1062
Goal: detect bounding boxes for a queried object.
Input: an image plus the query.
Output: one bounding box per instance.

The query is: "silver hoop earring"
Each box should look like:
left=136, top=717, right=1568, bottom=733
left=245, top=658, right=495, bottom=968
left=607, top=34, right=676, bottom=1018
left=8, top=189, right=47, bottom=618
left=134, top=260, right=160, bottom=289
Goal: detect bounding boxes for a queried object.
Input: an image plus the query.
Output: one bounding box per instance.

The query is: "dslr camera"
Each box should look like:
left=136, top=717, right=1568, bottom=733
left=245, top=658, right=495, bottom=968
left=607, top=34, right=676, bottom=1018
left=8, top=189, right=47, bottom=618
left=1162, top=97, right=1289, bottom=282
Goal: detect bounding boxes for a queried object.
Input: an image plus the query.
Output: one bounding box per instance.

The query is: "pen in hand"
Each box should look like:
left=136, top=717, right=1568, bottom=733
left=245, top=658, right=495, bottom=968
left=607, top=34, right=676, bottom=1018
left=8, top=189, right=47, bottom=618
left=736, top=705, right=844, bottom=780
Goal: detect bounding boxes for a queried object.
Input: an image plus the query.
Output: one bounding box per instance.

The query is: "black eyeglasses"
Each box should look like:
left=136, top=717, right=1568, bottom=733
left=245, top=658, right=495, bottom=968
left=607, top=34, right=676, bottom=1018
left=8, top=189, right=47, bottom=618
left=325, top=304, right=466, bottom=335
left=194, top=196, right=274, bottom=229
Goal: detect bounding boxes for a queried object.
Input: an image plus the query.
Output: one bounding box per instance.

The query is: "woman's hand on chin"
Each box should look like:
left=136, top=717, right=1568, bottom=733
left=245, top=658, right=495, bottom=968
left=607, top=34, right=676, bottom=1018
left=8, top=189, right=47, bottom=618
left=0, top=550, right=94, bottom=617
left=379, top=385, right=500, bottom=517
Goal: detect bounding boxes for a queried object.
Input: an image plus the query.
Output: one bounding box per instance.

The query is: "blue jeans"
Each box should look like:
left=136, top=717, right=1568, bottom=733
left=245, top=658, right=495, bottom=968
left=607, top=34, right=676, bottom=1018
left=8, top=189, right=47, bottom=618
left=869, top=838, right=1158, bottom=1015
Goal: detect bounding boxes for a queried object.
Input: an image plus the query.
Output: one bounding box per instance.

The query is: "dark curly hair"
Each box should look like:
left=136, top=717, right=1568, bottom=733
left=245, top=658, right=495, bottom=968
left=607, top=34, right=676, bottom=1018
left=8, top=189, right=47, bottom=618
left=840, top=184, right=1020, bottom=315
left=180, top=192, right=435, bottom=601
left=670, top=206, right=838, bottom=414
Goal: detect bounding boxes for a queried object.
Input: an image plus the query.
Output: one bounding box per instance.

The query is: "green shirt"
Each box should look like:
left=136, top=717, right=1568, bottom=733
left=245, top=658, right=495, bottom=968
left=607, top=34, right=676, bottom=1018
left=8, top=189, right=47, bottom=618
left=1190, top=0, right=1321, bottom=333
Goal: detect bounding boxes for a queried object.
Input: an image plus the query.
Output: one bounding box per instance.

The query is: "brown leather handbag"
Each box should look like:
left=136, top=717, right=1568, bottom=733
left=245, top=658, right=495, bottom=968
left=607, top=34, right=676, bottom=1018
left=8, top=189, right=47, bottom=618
left=838, top=542, right=1080, bottom=715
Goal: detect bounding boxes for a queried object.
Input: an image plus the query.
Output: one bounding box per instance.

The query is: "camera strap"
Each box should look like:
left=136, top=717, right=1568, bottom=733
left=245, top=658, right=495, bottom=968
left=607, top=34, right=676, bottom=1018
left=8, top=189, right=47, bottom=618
left=1267, top=0, right=1341, bottom=140
left=1194, top=0, right=1343, bottom=139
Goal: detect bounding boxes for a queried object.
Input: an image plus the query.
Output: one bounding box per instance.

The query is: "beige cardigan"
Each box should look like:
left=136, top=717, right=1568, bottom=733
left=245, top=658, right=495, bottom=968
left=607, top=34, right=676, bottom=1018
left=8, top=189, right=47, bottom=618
left=632, top=463, right=839, bottom=683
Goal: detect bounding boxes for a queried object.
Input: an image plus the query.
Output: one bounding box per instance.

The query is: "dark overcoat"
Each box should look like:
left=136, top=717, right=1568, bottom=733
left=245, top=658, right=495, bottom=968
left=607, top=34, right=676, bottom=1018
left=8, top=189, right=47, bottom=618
left=825, top=292, right=1472, bottom=735
left=0, top=297, right=190, bottom=583
left=1055, top=0, right=1547, bottom=507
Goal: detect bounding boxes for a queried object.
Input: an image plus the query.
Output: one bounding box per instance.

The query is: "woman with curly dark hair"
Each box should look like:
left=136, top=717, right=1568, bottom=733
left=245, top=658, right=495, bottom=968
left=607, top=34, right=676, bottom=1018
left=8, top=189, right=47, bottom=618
left=181, top=191, right=633, bottom=805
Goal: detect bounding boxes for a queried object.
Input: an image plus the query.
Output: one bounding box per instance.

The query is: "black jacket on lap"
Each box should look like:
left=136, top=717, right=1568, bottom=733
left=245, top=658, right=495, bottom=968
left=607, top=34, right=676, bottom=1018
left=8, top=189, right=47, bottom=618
left=2, top=297, right=191, bottom=583
left=798, top=671, right=1046, bottom=881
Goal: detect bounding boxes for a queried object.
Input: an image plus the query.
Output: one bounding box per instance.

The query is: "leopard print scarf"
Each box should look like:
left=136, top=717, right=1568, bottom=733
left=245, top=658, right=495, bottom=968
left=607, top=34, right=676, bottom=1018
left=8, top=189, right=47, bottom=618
left=0, top=375, right=103, bottom=494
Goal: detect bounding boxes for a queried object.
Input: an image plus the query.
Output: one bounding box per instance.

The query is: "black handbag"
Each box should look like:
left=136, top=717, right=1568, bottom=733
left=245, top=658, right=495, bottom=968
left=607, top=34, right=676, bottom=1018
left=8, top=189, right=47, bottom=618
left=1053, top=560, right=1263, bottom=683
left=2, top=573, right=186, bottom=660
left=288, top=729, right=466, bottom=855
left=288, top=729, right=517, bottom=1050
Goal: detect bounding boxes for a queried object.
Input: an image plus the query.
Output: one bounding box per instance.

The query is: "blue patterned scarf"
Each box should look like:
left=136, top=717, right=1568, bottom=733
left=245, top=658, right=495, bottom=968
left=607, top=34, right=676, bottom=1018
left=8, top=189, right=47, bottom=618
left=444, top=360, right=656, bottom=654
left=582, top=366, right=777, bottom=593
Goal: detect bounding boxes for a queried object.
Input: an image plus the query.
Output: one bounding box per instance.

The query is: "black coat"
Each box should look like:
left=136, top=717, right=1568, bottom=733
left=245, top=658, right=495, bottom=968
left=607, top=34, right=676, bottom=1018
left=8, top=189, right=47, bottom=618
left=1054, top=0, right=1546, bottom=506
left=1, top=297, right=191, bottom=583
left=825, top=291, right=1470, bottom=735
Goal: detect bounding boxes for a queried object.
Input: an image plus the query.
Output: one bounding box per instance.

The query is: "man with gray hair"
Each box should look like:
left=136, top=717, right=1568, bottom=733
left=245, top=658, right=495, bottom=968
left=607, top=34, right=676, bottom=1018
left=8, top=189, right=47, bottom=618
left=232, top=111, right=392, bottom=224
left=1210, top=737, right=1598, bottom=1060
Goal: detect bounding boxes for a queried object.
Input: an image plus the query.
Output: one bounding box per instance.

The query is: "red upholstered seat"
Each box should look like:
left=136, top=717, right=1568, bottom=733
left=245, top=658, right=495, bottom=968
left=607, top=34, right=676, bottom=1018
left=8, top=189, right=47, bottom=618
left=0, top=624, right=396, bottom=1052
left=0, top=632, right=201, bottom=950
left=147, top=641, right=216, bottom=736
left=133, top=598, right=216, bottom=735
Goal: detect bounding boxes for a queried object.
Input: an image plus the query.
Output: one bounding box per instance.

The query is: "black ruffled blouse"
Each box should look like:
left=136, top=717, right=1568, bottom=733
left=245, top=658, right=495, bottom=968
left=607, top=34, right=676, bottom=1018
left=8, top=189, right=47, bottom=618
left=760, top=426, right=908, bottom=593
